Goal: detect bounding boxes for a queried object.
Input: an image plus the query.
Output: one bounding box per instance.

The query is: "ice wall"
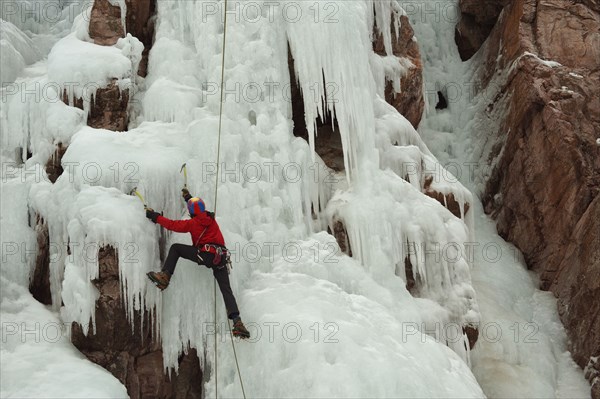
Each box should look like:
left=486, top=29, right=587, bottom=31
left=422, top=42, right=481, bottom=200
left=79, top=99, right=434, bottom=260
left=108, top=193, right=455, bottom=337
left=2, top=0, right=485, bottom=397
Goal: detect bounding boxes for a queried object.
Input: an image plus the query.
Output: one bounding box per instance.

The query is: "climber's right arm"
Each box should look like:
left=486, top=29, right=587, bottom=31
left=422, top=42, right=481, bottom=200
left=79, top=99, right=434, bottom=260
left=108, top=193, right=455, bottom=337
left=157, top=216, right=193, bottom=233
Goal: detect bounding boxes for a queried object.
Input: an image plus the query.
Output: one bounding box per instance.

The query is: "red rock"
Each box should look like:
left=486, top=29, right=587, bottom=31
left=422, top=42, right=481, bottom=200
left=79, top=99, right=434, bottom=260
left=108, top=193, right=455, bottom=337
left=89, top=0, right=156, bottom=76
left=423, top=176, right=471, bottom=219
left=463, top=325, right=479, bottom=350
left=373, top=15, right=424, bottom=128
left=454, top=0, right=508, bottom=60
left=472, top=0, right=600, bottom=389
left=89, top=0, right=125, bottom=46
left=69, top=246, right=203, bottom=398
left=88, top=80, right=130, bottom=131
left=124, top=0, right=156, bottom=77
left=328, top=219, right=352, bottom=256
left=586, top=355, right=600, bottom=399
left=555, top=195, right=600, bottom=378
left=62, top=81, right=129, bottom=132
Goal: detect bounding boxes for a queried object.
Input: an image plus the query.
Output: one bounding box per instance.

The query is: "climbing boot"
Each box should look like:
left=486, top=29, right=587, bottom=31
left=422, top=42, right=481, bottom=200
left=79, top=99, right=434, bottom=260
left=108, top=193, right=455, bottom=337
left=147, top=271, right=171, bottom=290
left=232, top=318, right=250, bottom=339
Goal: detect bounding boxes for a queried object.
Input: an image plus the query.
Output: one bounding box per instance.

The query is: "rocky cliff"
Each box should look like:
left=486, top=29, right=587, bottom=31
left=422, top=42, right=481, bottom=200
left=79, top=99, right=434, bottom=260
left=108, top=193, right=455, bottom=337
left=457, top=0, right=600, bottom=395
left=373, top=14, right=425, bottom=129
left=70, top=247, right=202, bottom=399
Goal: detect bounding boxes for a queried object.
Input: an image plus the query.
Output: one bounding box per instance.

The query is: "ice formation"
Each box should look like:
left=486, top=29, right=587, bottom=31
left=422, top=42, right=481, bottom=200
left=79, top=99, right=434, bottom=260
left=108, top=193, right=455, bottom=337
left=1, top=0, right=590, bottom=397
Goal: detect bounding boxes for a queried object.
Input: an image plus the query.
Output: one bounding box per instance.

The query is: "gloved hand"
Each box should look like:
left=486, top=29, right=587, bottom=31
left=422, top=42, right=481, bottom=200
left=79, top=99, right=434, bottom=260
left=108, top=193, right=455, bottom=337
left=146, top=208, right=161, bottom=223
left=182, top=188, right=192, bottom=202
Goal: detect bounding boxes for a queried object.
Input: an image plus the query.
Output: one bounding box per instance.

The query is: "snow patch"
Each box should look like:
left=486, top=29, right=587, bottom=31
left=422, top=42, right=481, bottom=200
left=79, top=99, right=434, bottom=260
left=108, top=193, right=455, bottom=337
left=47, top=31, right=141, bottom=113
left=523, top=51, right=562, bottom=68
left=0, top=277, right=128, bottom=398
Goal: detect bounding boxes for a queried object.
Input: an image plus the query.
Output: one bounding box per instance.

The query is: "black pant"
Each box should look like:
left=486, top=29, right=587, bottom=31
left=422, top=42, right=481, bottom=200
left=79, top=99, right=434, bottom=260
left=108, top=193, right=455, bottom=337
left=163, top=243, right=240, bottom=320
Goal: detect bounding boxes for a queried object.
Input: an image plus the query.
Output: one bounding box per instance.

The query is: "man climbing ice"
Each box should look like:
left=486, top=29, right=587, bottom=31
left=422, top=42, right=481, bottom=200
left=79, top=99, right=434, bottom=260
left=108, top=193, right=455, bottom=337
left=146, top=189, right=250, bottom=339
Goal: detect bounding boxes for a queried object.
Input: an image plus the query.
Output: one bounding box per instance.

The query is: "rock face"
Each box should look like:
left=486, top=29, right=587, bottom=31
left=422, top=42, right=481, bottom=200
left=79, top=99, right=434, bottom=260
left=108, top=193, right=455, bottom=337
left=62, top=82, right=129, bottom=132
left=373, top=15, right=424, bottom=128
left=30, top=232, right=203, bottom=396
left=454, top=0, right=508, bottom=60
left=555, top=195, right=600, bottom=397
left=423, top=176, right=470, bottom=219
left=328, top=219, right=352, bottom=256
left=89, top=0, right=155, bottom=75
left=86, top=0, right=136, bottom=131
left=29, top=217, right=52, bottom=305
left=588, top=356, right=600, bottom=399
left=125, top=0, right=156, bottom=77
left=88, top=80, right=130, bottom=131
left=70, top=247, right=203, bottom=399
left=469, top=0, right=600, bottom=393
left=89, top=0, right=125, bottom=46
left=45, top=143, right=67, bottom=183
left=79, top=0, right=157, bottom=132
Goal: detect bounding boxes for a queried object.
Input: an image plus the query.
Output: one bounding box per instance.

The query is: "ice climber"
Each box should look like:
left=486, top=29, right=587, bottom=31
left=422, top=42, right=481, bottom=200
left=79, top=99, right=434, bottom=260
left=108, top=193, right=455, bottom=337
left=146, top=189, right=250, bottom=339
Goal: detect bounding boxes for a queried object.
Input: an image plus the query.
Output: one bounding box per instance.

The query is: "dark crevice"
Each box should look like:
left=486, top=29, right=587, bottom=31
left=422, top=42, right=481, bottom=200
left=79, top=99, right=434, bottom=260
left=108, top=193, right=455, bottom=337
left=463, top=325, right=479, bottom=350
left=454, top=0, right=508, bottom=61
left=403, top=256, right=416, bottom=294
left=29, top=216, right=52, bottom=305
left=288, top=45, right=344, bottom=172
left=89, top=0, right=156, bottom=77
left=45, top=143, right=67, bottom=183
left=15, top=146, right=33, bottom=163
left=125, top=0, right=157, bottom=77
left=327, top=219, right=352, bottom=257
left=436, top=91, right=448, bottom=110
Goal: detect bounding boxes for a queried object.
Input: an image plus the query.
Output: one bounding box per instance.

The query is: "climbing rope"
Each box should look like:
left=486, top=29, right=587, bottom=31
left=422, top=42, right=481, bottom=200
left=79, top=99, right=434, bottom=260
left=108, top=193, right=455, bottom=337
left=212, top=1, right=247, bottom=398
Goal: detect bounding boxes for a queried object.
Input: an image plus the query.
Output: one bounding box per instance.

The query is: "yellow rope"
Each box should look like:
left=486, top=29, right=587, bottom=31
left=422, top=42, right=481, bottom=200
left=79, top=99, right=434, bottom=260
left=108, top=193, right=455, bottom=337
left=212, top=1, right=247, bottom=398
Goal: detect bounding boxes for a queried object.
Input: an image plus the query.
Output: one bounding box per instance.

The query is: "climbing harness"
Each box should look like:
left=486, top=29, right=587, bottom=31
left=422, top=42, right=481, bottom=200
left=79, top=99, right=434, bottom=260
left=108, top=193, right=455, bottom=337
left=199, top=244, right=230, bottom=269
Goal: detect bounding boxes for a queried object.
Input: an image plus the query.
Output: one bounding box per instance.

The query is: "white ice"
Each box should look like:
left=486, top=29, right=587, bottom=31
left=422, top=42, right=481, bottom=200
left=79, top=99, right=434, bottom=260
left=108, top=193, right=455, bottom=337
left=2, top=0, right=590, bottom=397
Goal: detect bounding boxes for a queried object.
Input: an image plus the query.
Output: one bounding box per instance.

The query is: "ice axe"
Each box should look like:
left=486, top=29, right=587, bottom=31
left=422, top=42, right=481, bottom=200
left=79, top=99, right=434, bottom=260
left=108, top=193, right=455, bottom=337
left=129, top=187, right=148, bottom=209
left=180, top=163, right=191, bottom=209
left=180, top=163, right=188, bottom=188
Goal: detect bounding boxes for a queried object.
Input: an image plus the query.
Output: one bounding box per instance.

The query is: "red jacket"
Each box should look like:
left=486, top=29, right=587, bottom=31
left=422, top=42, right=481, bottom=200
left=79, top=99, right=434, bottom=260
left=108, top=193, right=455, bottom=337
left=157, top=212, right=225, bottom=247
